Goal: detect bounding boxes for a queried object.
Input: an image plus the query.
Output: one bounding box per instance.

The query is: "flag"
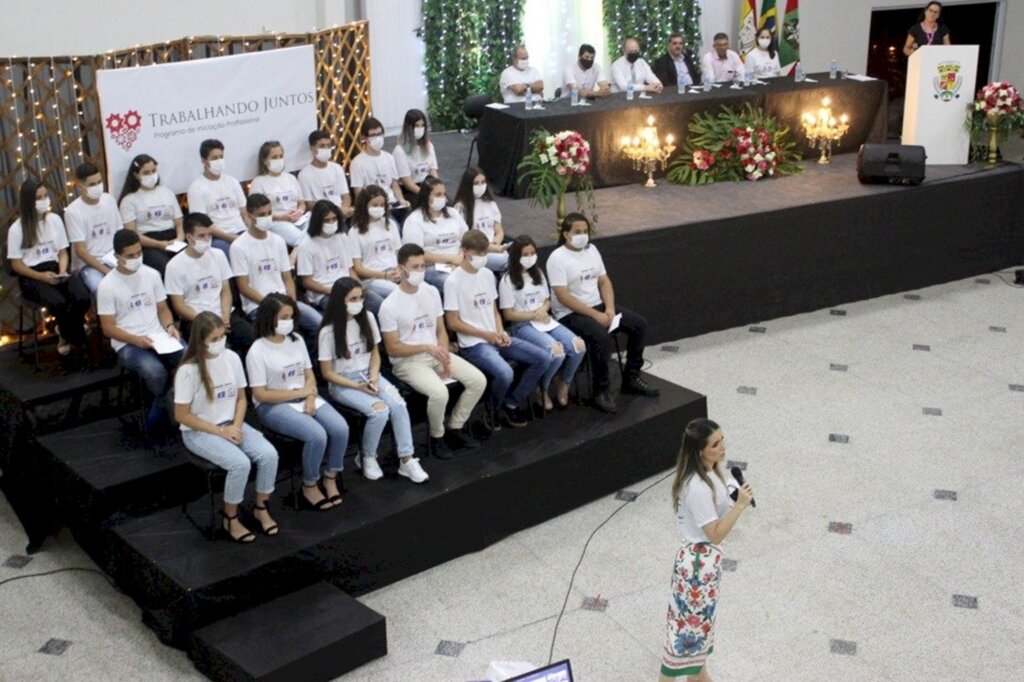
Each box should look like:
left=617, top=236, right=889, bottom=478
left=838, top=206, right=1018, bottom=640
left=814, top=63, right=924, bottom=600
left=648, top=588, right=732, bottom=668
left=739, top=0, right=758, bottom=57
left=759, top=0, right=778, bottom=33
left=778, top=0, right=800, bottom=74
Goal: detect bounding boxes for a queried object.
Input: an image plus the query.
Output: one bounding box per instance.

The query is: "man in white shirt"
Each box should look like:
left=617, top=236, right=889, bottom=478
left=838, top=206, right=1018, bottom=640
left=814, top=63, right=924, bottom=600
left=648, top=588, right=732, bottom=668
left=98, top=229, right=183, bottom=432
left=499, top=45, right=544, bottom=103
left=65, top=161, right=122, bottom=296
left=186, top=139, right=249, bottom=254
left=349, top=117, right=410, bottom=223
left=379, top=243, right=486, bottom=459
left=701, top=33, right=746, bottom=83
left=563, top=43, right=610, bottom=98
left=165, top=212, right=254, bottom=354
left=610, top=38, right=663, bottom=93
left=444, top=230, right=547, bottom=429
left=298, top=130, right=354, bottom=218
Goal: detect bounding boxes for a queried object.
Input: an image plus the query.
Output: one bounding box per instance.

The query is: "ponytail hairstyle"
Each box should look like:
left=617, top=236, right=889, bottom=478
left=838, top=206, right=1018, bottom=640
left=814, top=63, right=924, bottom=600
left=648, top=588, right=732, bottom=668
left=119, top=154, right=159, bottom=203
left=179, top=311, right=226, bottom=401
left=507, top=235, right=543, bottom=290
left=352, top=184, right=391, bottom=234
left=256, top=140, right=282, bottom=177
left=17, top=179, right=44, bottom=249
left=323, top=277, right=374, bottom=360
left=670, top=418, right=726, bottom=512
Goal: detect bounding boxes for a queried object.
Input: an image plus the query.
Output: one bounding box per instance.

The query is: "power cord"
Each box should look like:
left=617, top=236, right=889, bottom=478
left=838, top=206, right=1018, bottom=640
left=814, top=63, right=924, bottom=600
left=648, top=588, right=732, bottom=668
left=0, top=566, right=120, bottom=592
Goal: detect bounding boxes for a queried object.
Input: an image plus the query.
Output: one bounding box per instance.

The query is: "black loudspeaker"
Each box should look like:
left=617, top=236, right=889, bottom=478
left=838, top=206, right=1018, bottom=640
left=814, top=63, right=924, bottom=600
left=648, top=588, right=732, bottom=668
left=857, top=144, right=927, bottom=185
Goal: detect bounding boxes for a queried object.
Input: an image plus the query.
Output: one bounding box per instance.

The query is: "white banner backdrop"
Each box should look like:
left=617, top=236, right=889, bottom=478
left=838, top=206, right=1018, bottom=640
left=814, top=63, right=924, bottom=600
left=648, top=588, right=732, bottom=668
left=97, top=46, right=318, bottom=197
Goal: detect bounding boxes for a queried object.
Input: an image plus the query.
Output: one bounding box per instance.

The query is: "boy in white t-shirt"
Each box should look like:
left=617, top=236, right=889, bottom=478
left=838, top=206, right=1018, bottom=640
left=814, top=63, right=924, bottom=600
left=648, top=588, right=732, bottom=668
left=444, top=230, right=548, bottom=428
left=186, top=139, right=249, bottom=254
left=298, top=130, right=354, bottom=218
left=64, top=162, right=122, bottom=296
left=349, top=117, right=410, bottom=223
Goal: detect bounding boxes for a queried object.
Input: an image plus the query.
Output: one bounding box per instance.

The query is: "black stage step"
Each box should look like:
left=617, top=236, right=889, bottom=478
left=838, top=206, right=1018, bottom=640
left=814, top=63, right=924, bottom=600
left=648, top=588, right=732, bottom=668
left=188, top=582, right=386, bottom=682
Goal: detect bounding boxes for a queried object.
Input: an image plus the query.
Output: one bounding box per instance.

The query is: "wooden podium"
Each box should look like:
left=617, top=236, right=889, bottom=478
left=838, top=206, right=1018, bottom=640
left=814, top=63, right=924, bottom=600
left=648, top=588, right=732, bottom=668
left=902, top=45, right=979, bottom=164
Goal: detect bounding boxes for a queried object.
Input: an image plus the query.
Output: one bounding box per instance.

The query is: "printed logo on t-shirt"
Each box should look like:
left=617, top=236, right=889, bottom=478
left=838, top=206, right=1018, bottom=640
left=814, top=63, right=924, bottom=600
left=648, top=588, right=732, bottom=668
left=273, top=192, right=293, bottom=207
left=473, top=217, right=494, bottom=234
left=323, top=184, right=337, bottom=198
left=349, top=339, right=368, bottom=357
left=146, top=206, right=170, bottom=222
left=256, top=258, right=277, bottom=274
left=129, top=292, right=154, bottom=309
left=35, top=241, right=55, bottom=258
left=373, top=239, right=393, bottom=256
left=413, top=313, right=433, bottom=333
left=579, top=267, right=598, bottom=283
left=524, top=291, right=542, bottom=309
left=325, top=257, right=341, bottom=272
left=374, top=174, right=389, bottom=187
left=214, top=196, right=235, bottom=213
left=192, top=275, right=219, bottom=295
left=213, top=382, right=237, bottom=401
left=430, top=231, right=458, bottom=250
left=90, top=222, right=112, bottom=240
left=472, top=291, right=491, bottom=309
left=280, top=361, right=305, bottom=386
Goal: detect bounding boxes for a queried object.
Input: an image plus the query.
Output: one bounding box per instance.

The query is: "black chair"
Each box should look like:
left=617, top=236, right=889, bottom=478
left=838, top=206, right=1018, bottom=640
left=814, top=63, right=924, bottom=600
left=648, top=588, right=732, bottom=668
left=15, top=292, right=45, bottom=370
left=573, top=331, right=626, bottom=403
left=463, top=93, right=492, bottom=169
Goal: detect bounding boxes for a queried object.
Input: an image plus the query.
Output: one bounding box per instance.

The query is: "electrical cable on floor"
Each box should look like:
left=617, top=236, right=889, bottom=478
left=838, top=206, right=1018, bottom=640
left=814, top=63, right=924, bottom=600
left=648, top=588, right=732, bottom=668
left=0, top=566, right=120, bottom=592
left=547, top=468, right=676, bottom=665
left=990, top=271, right=1024, bottom=288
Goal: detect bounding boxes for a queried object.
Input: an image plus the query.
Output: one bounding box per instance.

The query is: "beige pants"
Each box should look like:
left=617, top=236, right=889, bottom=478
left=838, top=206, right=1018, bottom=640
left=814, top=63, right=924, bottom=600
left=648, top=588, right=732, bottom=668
left=391, top=354, right=486, bottom=437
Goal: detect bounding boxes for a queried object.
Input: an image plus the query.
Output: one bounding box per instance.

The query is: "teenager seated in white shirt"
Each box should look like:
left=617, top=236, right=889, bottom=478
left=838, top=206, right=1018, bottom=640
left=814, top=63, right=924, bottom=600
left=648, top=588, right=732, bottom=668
left=444, top=230, right=548, bottom=429
left=401, top=176, right=468, bottom=292
left=453, top=167, right=508, bottom=273
left=319, top=277, right=428, bottom=483
left=118, top=153, right=184, bottom=275
left=174, top=311, right=279, bottom=543
left=499, top=45, right=544, bottom=103
left=98, top=229, right=184, bottom=432
left=65, top=162, right=122, bottom=297
left=8, top=179, right=91, bottom=359
left=349, top=117, right=410, bottom=224
left=349, top=184, right=403, bottom=316
left=298, top=130, right=354, bottom=218
left=164, top=212, right=254, bottom=356
left=295, top=200, right=363, bottom=311
left=547, top=212, right=659, bottom=414
left=393, top=109, right=439, bottom=203
left=378, top=244, right=486, bottom=459
left=186, top=139, right=249, bottom=255
left=248, top=140, right=307, bottom=247
left=230, top=193, right=322, bottom=358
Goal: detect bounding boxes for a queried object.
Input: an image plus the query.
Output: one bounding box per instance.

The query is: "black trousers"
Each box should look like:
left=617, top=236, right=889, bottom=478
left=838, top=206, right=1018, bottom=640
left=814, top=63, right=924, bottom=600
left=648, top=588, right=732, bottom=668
left=19, top=263, right=91, bottom=348
left=179, top=309, right=256, bottom=358
left=560, top=303, right=647, bottom=393
left=141, top=228, right=178, bottom=276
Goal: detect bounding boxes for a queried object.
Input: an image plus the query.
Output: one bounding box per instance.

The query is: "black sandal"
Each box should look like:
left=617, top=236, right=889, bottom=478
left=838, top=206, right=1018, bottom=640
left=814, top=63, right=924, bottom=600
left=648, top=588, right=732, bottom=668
left=323, top=474, right=343, bottom=505
left=221, top=512, right=256, bottom=544
left=253, top=503, right=280, bottom=535
left=300, top=483, right=334, bottom=511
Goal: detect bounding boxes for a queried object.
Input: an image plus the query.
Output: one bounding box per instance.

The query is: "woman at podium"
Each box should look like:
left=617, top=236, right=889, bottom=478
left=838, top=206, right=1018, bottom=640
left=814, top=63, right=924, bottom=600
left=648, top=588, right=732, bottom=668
left=903, top=2, right=951, bottom=57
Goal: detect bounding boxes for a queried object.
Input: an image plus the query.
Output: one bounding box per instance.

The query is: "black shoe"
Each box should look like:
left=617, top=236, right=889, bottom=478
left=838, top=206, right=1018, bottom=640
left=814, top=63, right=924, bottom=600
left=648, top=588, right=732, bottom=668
left=429, top=436, right=453, bottom=460
left=592, top=390, right=618, bottom=414
left=445, top=427, right=481, bottom=449
left=481, top=406, right=502, bottom=433
left=500, top=406, right=529, bottom=428
left=622, top=374, right=660, bottom=397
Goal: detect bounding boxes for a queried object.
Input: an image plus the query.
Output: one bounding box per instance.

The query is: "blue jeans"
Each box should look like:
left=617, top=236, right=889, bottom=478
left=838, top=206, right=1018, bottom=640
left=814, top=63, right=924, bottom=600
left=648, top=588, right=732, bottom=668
left=459, top=338, right=549, bottom=410
left=509, top=321, right=586, bottom=392
left=328, top=373, right=415, bottom=459
left=256, top=400, right=349, bottom=485
left=118, top=344, right=185, bottom=428
left=78, top=266, right=104, bottom=297
left=270, top=220, right=307, bottom=247
left=182, top=424, right=278, bottom=504
left=485, top=251, right=509, bottom=274
left=212, top=238, right=232, bottom=257
left=424, top=265, right=449, bottom=294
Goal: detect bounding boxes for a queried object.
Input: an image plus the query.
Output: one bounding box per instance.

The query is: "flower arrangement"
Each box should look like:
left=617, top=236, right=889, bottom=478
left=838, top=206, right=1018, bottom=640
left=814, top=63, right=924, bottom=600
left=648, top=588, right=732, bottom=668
left=517, top=128, right=596, bottom=222
left=667, top=103, right=802, bottom=186
left=966, top=81, right=1024, bottom=162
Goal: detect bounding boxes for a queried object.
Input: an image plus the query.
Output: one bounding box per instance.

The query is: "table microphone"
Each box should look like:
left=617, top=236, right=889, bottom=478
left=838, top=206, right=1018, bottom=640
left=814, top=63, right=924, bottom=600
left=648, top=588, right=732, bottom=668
left=730, top=466, right=756, bottom=508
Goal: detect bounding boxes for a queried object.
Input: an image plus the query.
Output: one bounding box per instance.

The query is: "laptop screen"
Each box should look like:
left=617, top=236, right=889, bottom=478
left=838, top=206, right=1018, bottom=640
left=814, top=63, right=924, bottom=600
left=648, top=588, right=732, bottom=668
left=504, top=659, right=573, bottom=682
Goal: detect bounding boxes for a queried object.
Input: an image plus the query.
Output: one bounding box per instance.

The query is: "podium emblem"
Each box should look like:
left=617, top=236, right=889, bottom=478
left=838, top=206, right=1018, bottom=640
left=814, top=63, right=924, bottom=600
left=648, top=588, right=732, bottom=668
left=933, top=62, right=963, bottom=101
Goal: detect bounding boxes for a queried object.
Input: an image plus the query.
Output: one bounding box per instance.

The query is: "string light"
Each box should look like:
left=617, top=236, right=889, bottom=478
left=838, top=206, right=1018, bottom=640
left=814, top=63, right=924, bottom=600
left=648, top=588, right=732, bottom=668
left=6, top=57, right=27, bottom=179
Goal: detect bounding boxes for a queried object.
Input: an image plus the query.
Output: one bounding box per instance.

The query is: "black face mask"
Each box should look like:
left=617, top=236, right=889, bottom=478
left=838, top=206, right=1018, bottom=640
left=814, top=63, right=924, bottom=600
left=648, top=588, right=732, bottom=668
left=626, top=52, right=640, bottom=63
left=580, top=58, right=594, bottom=70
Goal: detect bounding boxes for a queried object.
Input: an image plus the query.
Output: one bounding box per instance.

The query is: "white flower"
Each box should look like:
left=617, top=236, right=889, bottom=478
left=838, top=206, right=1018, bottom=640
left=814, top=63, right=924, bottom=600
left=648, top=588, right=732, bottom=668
left=545, top=136, right=555, bottom=145
left=539, top=154, right=549, bottom=164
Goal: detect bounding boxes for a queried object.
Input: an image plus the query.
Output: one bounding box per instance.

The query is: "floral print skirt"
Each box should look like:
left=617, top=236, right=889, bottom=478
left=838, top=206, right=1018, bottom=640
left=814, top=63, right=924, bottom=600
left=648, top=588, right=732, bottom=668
left=660, top=542, right=723, bottom=677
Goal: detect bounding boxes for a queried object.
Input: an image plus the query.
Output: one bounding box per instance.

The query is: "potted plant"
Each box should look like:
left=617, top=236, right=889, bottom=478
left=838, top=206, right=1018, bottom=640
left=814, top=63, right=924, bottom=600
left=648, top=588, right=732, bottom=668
left=966, top=81, right=1024, bottom=165
left=516, top=128, right=596, bottom=224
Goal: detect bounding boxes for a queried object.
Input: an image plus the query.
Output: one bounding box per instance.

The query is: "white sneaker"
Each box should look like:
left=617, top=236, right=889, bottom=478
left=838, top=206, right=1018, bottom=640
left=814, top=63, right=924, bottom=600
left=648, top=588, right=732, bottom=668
left=359, top=455, right=384, bottom=481
left=398, top=458, right=429, bottom=484
left=54, top=326, right=71, bottom=356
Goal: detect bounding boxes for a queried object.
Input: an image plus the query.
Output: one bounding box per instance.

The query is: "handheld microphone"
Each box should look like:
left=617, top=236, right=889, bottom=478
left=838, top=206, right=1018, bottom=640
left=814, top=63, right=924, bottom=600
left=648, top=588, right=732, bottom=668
left=730, top=466, right=756, bottom=508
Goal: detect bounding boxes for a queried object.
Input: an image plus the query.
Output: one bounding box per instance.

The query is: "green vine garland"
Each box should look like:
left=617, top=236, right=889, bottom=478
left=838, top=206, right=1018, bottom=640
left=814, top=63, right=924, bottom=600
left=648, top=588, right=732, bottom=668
left=602, top=0, right=702, bottom=65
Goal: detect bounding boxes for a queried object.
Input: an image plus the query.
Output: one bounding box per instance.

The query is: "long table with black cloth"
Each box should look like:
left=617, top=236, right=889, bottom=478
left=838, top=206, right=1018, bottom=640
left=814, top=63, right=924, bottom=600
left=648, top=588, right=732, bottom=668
left=478, top=73, right=888, bottom=198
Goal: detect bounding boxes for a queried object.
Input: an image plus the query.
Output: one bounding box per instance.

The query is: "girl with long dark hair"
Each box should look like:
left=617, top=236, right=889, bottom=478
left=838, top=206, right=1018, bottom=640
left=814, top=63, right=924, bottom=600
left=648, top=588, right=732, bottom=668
left=349, top=184, right=403, bottom=313
left=118, top=154, right=184, bottom=274
left=453, top=167, right=508, bottom=273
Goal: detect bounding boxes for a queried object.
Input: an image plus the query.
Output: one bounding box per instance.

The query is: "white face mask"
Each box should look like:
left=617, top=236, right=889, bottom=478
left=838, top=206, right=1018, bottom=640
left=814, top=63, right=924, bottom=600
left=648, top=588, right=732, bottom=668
left=520, top=254, right=538, bottom=270
left=254, top=215, right=273, bottom=231
left=406, top=269, right=425, bottom=286
left=191, top=238, right=211, bottom=254
left=85, top=184, right=104, bottom=200
left=207, top=158, right=226, bottom=175
left=139, top=173, right=159, bottom=189
left=368, top=206, right=386, bottom=220
left=267, top=158, right=285, bottom=174
left=321, top=220, right=339, bottom=237
left=758, top=37, right=771, bottom=49
left=517, top=58, right=530, bottom=70
left=570, top=233, right=589, bottom=249
left=315, top=147, right=334, bottom=162
left=275, top=319, right=294, bottom=336
left=346, top=301, right=364, bottom=316
left=469, top=254, right=488, bottom=270
left=35, top=197, right=51, bottom=214
left=472, top=183, right=487, bottom=198
left=207, top=338, right=227, bottom=356
left=413, top=126, right=426, bottom=140
left=123, top=255, right=143, bottom=272
left=429, top=196, right=447, bottom=212
left=368, top=135, right=385, bottom=151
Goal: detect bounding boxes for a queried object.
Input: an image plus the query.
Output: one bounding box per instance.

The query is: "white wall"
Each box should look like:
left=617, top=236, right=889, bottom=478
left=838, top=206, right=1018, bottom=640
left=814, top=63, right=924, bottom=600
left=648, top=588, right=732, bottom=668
left=364, top=0, right=428, bottom=133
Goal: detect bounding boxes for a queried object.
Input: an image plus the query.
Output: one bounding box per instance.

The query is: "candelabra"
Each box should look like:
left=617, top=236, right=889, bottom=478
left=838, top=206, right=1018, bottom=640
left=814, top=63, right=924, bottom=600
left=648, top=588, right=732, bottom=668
left=802, top=97, right=850, bottom=164
left=620, top=115, right=676, bottom=187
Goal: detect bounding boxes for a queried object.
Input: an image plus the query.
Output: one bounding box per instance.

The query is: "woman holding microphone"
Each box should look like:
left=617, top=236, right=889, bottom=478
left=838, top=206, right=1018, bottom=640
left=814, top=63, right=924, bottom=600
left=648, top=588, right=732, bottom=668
left=659, top=418, right=754, bottom=681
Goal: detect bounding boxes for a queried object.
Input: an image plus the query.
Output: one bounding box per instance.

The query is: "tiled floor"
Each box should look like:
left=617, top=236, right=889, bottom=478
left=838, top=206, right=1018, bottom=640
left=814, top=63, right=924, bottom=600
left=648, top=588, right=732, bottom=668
left=1, top=272, right=1022, bottom=681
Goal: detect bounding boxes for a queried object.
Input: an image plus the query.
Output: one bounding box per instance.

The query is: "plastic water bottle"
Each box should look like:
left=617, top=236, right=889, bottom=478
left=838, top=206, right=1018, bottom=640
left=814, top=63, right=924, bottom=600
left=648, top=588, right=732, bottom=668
left=677, top=79, right=686, bottom=95
left=525, top=90, right=533, bottom=109
left=829, top=59, right=838, bottom=80
left=626, top=81, right=635, bottom=101
left=743, top=65, right=752, bottom=86
left=570, top=87, right=579, bottom=106
left=702, top=72, right=713, bottom=92
left=795, top=62, right=805, bottom=83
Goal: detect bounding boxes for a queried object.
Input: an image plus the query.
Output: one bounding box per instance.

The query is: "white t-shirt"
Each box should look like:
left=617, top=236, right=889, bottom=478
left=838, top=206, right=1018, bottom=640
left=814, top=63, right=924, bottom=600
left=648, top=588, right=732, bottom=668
left=297, top=162, right=351, bottom=207
left=444, top=266, right=498, bottom=348
left=318, top=316, right=381, bottom=376
left=186, top=175, right=247, bottom=234
left=249, top=173, right=303, bottom=213
left=65, top=194, right=123, bottom=272
left=295, top=234, right=354, bottom=306
left=6, top=214, right=69, bottom=268
left=610, top=56, right=661, bottom=92
left=229, top=231, right=291, bottom=314
left=563, top=62, right=606, bottom=93
left=174, top=351, right=247, bottom=431
left=96, top=266, right=167, bottom=351
left=676, top=472, right=732, bottom=544
left=498, top=271, right=549, bottom=313
left=349, top=151, right=400, bottom=203
left=500, top=65, right=543, bottom=103
left=392, top=142, right=438, bottom=184
left=164, top=248, right=233, bottom=318
left=546, top=244, right=607, bottom=320
left=455, top=200, right=502, bottom=243
left=402, top=210, right=467, bottom=258
left=744, top=48, right=781, bottom=78
left=120, top=187, right=182, bottom=235
left=349, top=219, right=401, bottom=271
left=377, top=285, right=443, bottom=365
left=244, top=335, right=312, bottom=406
